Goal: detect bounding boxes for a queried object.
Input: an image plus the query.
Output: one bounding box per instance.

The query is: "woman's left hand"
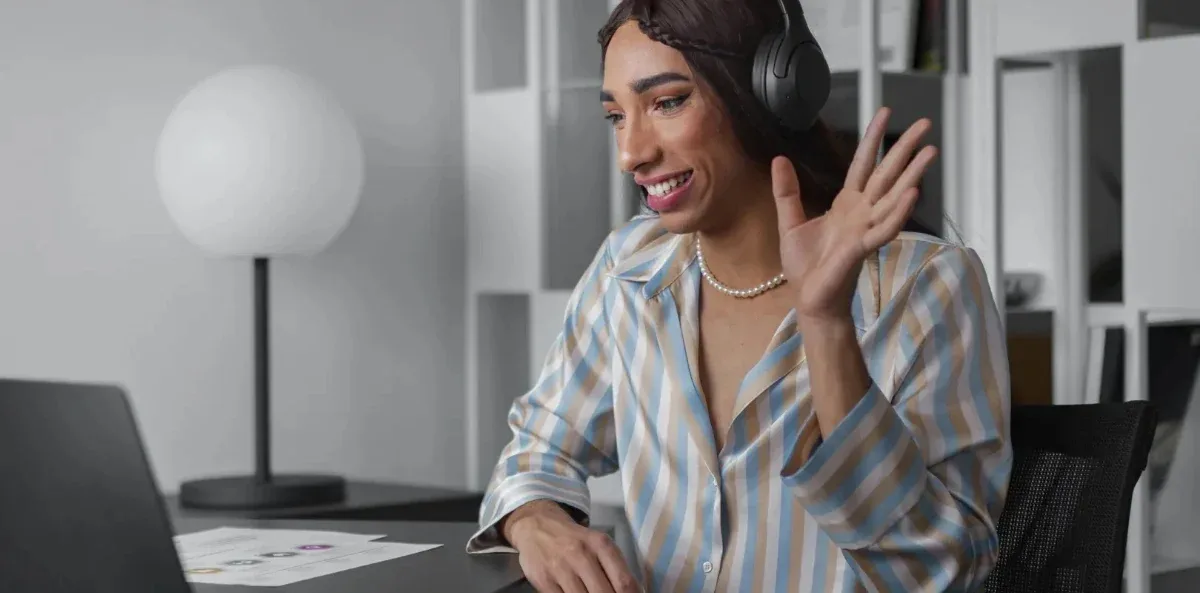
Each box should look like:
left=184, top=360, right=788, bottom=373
left=773, top=107, right=938, bottom=322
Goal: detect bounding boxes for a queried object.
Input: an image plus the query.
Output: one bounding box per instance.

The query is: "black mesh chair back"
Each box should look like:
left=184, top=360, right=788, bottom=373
left=983, top=401, right=1158, bottom=593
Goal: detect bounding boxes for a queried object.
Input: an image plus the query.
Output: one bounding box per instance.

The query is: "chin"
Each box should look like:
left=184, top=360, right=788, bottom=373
left=654, top=209, right=706, bottom=234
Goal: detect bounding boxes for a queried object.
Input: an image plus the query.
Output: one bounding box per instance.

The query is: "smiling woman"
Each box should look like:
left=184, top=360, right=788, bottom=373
left=597, top=0, right=853, bottom=231
left=467, top=1, right=1012, bottom=592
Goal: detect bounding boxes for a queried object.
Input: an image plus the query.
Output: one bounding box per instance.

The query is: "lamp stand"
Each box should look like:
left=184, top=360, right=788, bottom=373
left=179, top=257, right=346, bottom=510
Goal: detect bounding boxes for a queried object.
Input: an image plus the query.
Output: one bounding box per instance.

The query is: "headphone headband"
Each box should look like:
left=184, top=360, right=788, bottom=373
left=776, top=0, right=796, bottom=29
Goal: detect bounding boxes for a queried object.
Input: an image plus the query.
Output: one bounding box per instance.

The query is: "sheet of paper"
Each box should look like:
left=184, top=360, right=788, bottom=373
left=174, top=527, right=441, bottom=587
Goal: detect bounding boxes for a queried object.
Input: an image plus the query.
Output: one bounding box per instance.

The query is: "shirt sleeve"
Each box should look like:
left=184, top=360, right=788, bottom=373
left=466, top=240, right=620, bottom=554
left=780, top=244, right=1013, bottom=591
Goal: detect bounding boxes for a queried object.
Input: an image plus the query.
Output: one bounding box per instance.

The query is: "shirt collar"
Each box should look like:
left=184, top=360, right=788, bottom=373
left=606, top=221, right=878, bottom=334
left=608, top=229, right=697, bottom=299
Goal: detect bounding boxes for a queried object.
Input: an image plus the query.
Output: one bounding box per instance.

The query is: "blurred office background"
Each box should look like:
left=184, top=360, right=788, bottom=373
left=2, top=0, right=1199, bottom=590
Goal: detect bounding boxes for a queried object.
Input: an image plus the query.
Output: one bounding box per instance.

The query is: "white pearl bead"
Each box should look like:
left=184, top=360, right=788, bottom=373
left=695, top=241, right=787, bottom=299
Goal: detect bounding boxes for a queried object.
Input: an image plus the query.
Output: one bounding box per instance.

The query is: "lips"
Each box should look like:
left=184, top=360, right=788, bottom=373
left=641, top=170, right=694, bottom=213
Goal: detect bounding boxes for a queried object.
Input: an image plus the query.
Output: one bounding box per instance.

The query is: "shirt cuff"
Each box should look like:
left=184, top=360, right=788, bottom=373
left=465, top=473, right=593, bottom=554
left=781, top=383, right=927, bottom=549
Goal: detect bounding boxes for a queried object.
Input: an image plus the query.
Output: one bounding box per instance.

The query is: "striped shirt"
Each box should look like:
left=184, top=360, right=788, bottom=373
left=468, top=215, right=1012, bottom=592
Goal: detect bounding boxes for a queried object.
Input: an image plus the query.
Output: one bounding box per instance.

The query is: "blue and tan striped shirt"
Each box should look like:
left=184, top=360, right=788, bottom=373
left=468, top=215, right=1012, bottom=592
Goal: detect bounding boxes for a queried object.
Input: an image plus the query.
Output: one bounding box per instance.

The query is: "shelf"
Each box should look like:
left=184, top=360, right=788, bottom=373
left=1079, top=47, right=1124, bottom=304
left=529, top=291, right=572, bottom=380
left=466, top=88, right=541, bottom=293
left=1006, top=307, right=1054, bottom=337
left=545, top=0, right=607, bottom=85
left=1087, top=304, right=1200, bottom=328
left=474, top=293, right=531, bottom=487
left=1143, top=0, right=1200, bottom=39
left=828, top=67, right=949, bottom=79
left=806, top=0, right=919, bottom=74
left=547, top=79, right=601, bottom=92
left=999, top=64, right=1061, bottom=312
left=473, top=0, right=527, bottom=93
left=542, top=87, right=612, bottom=291
left=1123, top=34, right=1200, bottom=310
left=995, top=0, right=1136, bottom=58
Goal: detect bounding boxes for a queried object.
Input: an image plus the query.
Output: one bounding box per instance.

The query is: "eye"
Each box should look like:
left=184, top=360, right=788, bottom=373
left=655, top=94, right=690, bottom=113
left=604, top=112, right=625, bottom=126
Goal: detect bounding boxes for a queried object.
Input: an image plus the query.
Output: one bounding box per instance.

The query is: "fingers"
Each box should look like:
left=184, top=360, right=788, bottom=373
left=844, top=107, right=891, bottom=191
left=524, top=529, right=639, bottom=593
left=772, top=156, right=805, bottom=233
left=569, top=552, right=617, bottom=593
left=541, top=554, right=591, bottom=593
left=864, top=187, right=921, bottom=249
left=556, top=574, right=589, bottom=593
left=870, top=145, right=937, bottom=222
left=525, top=570, right=565, bottom=593
left=589, top=533, right=641, bottom=593
left=864, top=118, right=932, bottom=200
left=888, top=144, right=938, bottom=199
left=865, top=145, right=937, bottom=249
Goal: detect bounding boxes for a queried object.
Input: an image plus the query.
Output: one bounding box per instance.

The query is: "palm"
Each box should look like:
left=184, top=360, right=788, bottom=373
left=774, top=108, right=938, bottom=319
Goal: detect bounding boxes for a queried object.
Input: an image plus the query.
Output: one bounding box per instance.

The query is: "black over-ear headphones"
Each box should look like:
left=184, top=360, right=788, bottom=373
left=751, top=0, right=831, bottom=131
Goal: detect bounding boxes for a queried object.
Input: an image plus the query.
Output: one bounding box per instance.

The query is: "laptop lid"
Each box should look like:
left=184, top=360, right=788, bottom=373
left=0, top=378, right=191, bottom=593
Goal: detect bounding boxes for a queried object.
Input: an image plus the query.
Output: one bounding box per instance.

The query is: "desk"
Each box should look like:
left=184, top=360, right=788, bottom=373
left=170, top=516, right=530, bottom=593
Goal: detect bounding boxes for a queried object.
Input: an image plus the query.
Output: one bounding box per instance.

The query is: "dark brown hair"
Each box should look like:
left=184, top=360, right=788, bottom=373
left=598, top=0, right=852, bottom=219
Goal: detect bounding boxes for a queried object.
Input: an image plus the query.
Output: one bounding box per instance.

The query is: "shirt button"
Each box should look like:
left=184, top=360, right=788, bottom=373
left=702, top=561, right=713, bottom=573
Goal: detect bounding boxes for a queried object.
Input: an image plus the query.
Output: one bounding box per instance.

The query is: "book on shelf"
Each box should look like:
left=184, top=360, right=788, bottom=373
left=911, top=0, right=946, bottom=73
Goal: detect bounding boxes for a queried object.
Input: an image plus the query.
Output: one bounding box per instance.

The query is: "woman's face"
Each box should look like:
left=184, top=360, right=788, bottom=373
left=602, top=21, right=766, bottom=233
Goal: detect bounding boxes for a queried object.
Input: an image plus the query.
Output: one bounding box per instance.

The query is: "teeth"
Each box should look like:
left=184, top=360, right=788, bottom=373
left=645, top=172, right=692, bottom=196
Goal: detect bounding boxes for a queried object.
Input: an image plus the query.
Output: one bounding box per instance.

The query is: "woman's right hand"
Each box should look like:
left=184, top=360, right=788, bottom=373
left=504, top=502, right=641, bottom=593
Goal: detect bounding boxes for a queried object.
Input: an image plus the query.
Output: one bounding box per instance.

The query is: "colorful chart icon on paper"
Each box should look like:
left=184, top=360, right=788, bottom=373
left=297, top=544, right=333, bottom=551
left=260, top=551, right=299, bottom=558
left=224, top=559, right=264, bottom=566
left=187, top=568, right=222, bottom=575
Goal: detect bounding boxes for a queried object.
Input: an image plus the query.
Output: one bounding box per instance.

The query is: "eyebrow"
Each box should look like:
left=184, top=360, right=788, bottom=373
left=600, top=71, right=691, bottom=102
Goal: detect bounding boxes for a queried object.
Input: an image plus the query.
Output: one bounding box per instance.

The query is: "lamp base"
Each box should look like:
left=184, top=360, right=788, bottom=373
left=179, top=474, right=346, bottom=510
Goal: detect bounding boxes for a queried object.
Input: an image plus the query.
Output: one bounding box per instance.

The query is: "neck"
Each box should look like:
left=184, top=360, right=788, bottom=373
left=695, top=195, right=783, bottom=289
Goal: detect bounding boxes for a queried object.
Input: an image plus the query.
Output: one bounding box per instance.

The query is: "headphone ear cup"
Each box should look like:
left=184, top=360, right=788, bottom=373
left=751, top=33, right=785, bottom=117
left=782, top=42, right=831, bottom=130
left=751, top=35, right=831, bottom=131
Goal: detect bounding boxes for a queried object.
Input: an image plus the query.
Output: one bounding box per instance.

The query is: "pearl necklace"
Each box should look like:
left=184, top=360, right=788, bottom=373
left=695, top=241, right=787, bottom=299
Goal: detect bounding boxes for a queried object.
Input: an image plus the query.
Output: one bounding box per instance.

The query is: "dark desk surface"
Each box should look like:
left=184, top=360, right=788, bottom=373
left=170, top=516, right=529, bottom=593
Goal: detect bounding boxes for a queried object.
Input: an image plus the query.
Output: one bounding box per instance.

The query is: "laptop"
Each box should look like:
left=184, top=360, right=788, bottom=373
left=0, top=378, right=193, bottom=593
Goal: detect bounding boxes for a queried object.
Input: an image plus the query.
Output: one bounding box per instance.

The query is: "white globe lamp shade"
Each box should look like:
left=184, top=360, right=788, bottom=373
left=155, top=65, right=365, bottom=257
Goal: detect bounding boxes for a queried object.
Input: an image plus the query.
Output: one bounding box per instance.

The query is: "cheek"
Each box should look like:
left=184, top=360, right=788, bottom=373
left=659, top=109, right=734, bottom=165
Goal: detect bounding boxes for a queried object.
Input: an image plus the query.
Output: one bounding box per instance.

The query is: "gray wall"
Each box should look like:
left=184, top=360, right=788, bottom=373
left=0, top=0, right=466, bottom=490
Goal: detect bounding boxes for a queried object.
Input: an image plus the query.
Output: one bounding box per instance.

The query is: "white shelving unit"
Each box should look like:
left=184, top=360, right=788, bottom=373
left=463, top=0, right=631, bottom=505
left=464, top=3, right=1200, bottom=588
left=980, top=1, right=1200, bottom=590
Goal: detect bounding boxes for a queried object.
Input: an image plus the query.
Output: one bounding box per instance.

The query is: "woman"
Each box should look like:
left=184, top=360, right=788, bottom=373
left=468, top=1, right=1012, bottom=591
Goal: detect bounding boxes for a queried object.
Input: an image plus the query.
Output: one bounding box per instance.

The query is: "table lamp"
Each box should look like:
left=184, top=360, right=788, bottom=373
left=155, top=65, right=365, bottom=509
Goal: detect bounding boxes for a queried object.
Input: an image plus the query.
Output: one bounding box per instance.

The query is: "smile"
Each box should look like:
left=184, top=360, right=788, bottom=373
left=640, top=171, right=694, bottom=212
left=644, top=171, right=692, bottom=197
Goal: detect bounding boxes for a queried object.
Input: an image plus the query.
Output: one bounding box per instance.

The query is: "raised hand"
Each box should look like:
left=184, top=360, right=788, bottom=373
left=773, top=107, right=938, bottom=321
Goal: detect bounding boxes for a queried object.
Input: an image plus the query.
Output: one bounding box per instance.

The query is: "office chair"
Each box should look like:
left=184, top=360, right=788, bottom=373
left=983, top=401, right=1159, bottom=593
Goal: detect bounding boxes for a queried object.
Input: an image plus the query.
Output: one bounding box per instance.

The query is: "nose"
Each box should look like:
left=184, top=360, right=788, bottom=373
left=617, top=116, right=661, bottom=175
